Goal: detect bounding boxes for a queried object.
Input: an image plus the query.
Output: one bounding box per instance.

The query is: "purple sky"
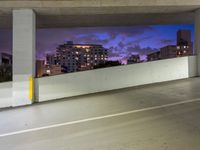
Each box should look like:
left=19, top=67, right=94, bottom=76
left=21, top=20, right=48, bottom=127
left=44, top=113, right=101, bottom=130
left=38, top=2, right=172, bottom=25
left=0, top=24, right=194, bottom=63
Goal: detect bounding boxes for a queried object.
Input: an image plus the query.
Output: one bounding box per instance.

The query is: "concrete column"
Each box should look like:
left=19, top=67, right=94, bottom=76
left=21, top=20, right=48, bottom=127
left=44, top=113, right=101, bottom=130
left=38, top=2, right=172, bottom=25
left=12, top=9, right=36, bottom=106
left=195, top=9, right=200, bottom=76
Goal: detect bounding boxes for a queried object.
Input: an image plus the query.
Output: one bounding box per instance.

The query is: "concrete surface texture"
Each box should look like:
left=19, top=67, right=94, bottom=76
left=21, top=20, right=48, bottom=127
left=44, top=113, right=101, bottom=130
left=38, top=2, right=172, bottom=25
left=0, top=77, right=200, bottom=149
left=12, top=9, right=36, bottom=106
left=195, top=9, right=200, bottom=75
left=0, top=0, right=200, bottom=28
left=0, top=56, right=196, bottom=108
left=0, top=82, right=12, bottom=108
left=36, top=56, right=197, bottom=102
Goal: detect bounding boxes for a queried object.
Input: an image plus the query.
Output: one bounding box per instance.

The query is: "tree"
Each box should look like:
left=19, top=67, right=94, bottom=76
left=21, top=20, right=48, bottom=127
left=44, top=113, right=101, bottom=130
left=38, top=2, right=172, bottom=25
left=0, top=65, right=12, bottom=82
left=94, top=61, right=122, bottom=69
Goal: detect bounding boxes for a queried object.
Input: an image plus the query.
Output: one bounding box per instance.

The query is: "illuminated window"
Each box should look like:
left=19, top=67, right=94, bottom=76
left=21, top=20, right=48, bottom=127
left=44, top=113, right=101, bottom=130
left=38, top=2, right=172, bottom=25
left=46, top=70, right=51, bottom=74
left=86, top=49, right=90, bottom=52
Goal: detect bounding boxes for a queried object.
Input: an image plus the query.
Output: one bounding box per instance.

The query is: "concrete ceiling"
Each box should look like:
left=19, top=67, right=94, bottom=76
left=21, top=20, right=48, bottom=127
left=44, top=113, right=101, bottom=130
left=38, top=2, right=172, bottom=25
left=0, top=0, right=200, bottom=28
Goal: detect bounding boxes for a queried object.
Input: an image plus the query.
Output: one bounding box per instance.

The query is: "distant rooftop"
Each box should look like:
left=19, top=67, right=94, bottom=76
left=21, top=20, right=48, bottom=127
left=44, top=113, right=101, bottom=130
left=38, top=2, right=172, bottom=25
left=57, top=41, right=103, bottom=48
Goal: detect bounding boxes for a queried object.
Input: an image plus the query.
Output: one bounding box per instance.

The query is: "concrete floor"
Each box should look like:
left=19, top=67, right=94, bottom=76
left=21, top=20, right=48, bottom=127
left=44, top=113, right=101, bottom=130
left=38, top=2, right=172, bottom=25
left=0, top=77, right=200, bottom=150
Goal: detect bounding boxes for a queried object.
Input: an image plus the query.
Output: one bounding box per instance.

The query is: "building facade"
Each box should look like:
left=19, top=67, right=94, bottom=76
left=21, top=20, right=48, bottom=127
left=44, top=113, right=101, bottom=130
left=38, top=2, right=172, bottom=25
left=176, top=30, right=193, bottom=57
left=46, top=54, right=56, bottom=66
left=127, top=55, right=140, bottom=64
left=54, top=41, right=108, bottom=73
left=147, top=51, right=161, bottom=61
left=148, top=30, right=193, bottom=61
left=36, top=60, right=45, bottom=77
left=36, top=59, right=62, bottom=77
left=0, top=52, right=12, bottom=65
left=160, top=45, right=178, bottom=59
left=45, top=65, right=62, bottom=76
left=177, top=30, right=192, bottom=46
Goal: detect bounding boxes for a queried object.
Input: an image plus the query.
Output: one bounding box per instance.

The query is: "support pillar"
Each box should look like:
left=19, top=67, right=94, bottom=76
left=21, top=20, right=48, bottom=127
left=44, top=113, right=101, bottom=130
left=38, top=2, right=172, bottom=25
left=12, top=9, right=36, bottom=106
left=195, top=9, right=200, bottom=76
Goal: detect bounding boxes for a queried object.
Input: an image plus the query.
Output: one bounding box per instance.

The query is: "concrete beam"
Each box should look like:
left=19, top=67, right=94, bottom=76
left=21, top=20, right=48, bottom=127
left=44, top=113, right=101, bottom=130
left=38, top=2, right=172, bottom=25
left=12, top=9, right=36, bottom=106
left=37, top=12, right=194, bottom=28
left=1, top=0, right=200, bottom=9
left=0, top=12, right=195, bottom=29
left=0, top=0, right=199, bottom=28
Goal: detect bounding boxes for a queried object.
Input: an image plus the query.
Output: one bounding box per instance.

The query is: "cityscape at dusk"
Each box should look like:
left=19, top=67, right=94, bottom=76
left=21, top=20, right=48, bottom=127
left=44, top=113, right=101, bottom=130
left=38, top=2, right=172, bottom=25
left=0, top=24, right=194, bottom=59
left=0, top=24, right=195, bottom=78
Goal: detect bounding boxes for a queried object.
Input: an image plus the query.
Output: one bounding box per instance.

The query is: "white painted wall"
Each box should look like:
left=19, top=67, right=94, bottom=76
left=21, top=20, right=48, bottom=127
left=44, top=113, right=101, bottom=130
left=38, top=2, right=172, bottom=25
left=188, top=56, right=198, bottom=77
left=0, top=82, right=12, bottom=108
left=35, top=56, right=197, bottom=102
left=195, top=9, right=200, bottom=76
left=12, top=9, right=36, bottom=106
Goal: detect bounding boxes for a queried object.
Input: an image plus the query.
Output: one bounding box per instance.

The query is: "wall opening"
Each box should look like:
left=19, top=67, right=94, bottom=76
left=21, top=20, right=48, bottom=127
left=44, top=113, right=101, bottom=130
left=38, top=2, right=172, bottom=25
left=36, top=24, right=194, bottom=78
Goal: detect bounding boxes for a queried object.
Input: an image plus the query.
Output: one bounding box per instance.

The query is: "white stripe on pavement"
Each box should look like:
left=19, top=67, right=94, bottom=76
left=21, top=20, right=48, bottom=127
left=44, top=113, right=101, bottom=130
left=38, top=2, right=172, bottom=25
left=0, top=98, right=200, bottom=138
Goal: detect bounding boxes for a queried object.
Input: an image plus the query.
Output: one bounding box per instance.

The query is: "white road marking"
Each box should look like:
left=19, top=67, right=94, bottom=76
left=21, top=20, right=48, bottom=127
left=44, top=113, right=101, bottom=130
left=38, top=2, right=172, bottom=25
left=0, top=98, right=200, bottom=138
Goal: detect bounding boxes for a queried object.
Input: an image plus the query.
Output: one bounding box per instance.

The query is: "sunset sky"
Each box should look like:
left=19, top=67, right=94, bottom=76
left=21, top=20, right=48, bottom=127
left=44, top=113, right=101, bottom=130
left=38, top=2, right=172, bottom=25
left=0, top=24, right=194, bottom=63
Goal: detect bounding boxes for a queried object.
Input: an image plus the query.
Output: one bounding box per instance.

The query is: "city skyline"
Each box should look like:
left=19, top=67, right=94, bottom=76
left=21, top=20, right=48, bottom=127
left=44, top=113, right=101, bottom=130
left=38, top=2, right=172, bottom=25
left=0, top=24, right=194, bottom=64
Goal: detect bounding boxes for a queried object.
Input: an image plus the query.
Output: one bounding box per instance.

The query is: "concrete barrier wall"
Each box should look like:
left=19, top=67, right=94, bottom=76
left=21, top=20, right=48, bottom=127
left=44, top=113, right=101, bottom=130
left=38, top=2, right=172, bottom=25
left=0, top=82, right=12, bottom=108
left=35, top=56, right=197, bottom=102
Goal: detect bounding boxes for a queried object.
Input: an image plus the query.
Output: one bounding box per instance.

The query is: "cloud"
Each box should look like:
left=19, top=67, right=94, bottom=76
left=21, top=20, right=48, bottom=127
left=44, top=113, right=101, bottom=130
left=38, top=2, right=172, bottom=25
left=127, top=36, right=152, bottom=46
left=126, top=44, right=159, bottom=55
left=0, top=29, right=12, bottom=54
left=118, top=42, right=125, bottom=49
left=36, top=28, right=78, bottom=58
left=107, top=43, right=158, bottom=61
left=125, top=44, right=159, bottom=58
left=160, top=39, right=174, bottom=45
left=74, top=34, right=110, bottom=45
left=105, top=26, right=154, bottom=40
left=108, top=46, right=123, bottom=57
left=0, top=26, right=156, bottom=60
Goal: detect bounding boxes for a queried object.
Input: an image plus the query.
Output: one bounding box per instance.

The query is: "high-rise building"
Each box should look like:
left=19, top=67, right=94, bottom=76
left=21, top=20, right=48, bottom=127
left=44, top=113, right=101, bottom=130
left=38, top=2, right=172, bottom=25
left=127, top=55, right=140, bottom=64
left=55, top=41, right=108, bottom=73
left=154, top=30, right=193, bottom=60
left=147, top=51, right=161, bottom=61
left=36, top=59, right=62, bottom=77
left=36, top=60, right=45, bottom=77
left=176, top=30, right=193, bottom=56
left=46, top=54, right=56, bottom=66
left=177, top=30, right=192, bottom=46
left=0, top=52, right=12, bottom=65
left=44, top=64, right=62, bottom=76
left=160, top=45, right=178, bottom=59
